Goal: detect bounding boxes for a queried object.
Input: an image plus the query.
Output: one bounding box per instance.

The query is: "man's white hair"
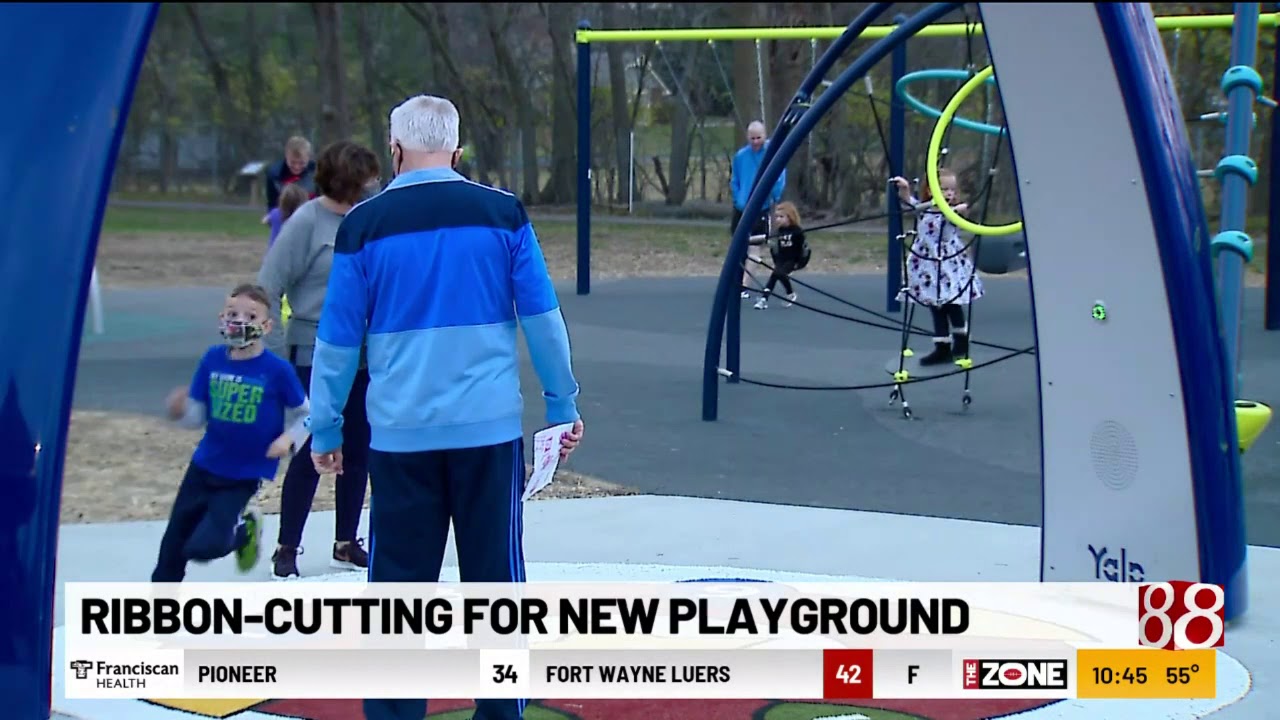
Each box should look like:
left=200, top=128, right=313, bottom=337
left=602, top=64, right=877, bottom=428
left=389, top=95, right=459, bottom=153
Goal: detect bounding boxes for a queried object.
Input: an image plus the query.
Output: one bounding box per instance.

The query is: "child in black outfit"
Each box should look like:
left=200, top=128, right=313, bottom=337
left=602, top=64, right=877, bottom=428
left=754, top=201, right=808, bottom=310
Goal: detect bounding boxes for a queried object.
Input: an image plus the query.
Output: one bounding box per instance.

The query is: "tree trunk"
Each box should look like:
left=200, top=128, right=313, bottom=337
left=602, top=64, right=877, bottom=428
left=353, top=4, right=388, bottom=178
left=664, top=40, right=701, bottom=206
left=245, top=5, right=264, bottom=160
left=602, top=3, right=632, bottom=205
left=482, top=3, right=540, bottom=202
left=768, top=3, right=820, bottom=204
left=539, top=2, right=577, bottom=205
left=732, top=4, right=768, bottom=132
left=181, top=3, right=239, bottom=189
left=311, top=2, right=350, bottom=146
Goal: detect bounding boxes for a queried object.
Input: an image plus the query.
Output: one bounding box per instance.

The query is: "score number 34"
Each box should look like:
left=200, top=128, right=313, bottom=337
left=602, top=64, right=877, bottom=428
left=493, top=664, right=519, bottom=683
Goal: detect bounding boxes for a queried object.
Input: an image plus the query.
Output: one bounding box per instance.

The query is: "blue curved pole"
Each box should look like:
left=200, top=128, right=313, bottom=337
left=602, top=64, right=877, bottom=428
left=725, top=2, right=894, bottom=385
left=702, top=1, right=962, bottom=421
left=0, top=4, right=157, bottom=717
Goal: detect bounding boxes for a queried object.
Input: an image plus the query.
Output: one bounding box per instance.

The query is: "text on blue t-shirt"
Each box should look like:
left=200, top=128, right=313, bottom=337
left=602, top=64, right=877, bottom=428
left=188, top=345, right=307, bottom=481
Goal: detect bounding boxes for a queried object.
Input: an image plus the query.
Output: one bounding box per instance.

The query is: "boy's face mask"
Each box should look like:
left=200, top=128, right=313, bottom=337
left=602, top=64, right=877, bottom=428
left=220, top=318, right=265, bottom=348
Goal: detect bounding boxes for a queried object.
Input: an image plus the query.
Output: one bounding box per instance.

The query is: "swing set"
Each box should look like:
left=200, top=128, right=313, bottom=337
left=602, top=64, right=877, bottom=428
left=578, top=7, right=1279, bottom=445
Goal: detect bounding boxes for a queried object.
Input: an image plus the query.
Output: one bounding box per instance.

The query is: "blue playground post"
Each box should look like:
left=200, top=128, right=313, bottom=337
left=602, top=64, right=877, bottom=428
left=885, top=15, right=908, bottom=314
left=1212, top=2, right=1262, bottom=393
left=576, top=20, right=592, bottom=296
left=0, top=4, right=157, bottom=718
left=1266, top=15, right=1280, bottom=330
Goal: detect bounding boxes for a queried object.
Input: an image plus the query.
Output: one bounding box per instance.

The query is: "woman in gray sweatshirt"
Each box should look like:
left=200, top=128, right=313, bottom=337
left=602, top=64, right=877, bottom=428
left=257, top=140, right=382, bottom=580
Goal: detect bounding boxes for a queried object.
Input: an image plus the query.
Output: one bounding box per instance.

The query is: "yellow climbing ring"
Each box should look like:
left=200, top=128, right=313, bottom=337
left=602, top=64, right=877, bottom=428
left=894, top=370, right=910, bottom=383
left=926, top=65, right=1023, bottom=237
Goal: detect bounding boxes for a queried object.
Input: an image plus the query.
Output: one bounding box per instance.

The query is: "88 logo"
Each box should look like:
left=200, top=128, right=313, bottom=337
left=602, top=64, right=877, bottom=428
left=1138, top=581, right=1225, bottom=650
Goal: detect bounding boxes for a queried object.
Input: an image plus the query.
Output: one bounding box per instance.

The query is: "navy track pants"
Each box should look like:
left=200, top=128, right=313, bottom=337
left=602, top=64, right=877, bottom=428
left=362, top=437, right=528, bottom=720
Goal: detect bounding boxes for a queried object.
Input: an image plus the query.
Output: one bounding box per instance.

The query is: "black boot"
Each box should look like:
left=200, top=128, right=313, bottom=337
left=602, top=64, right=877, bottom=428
left=919, top=338, right=953, bottom=366
left=952, top=327, right=970, bottom=359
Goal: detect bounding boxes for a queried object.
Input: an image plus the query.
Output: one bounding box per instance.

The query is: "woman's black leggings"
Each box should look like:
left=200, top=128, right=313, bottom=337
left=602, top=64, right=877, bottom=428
left=930, top=303, right=966, bottom=337
left=277, top=362, right=371, bottom=548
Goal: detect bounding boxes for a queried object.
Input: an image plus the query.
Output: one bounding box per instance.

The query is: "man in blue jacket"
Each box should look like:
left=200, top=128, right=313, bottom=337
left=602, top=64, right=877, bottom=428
left=730, top=120, right=786, bottom=298
left=307, top=95, right=584, bottom=720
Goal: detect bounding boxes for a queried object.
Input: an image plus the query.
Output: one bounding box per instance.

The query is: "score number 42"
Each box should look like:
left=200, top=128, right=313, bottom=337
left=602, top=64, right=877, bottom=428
left=1137, top=581, right=1225, bottom=650
left=822, top=649, right=874, bottom=700
left=834, top=664, right=862, bottom=684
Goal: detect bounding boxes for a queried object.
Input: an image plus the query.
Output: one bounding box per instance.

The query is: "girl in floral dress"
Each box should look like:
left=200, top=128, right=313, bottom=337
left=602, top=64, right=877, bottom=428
left=890, top=169, right=985, bottom=366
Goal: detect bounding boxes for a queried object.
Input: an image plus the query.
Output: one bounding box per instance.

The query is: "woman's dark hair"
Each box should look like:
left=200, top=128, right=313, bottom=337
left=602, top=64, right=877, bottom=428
left=315, top=140, right=381, bottom=205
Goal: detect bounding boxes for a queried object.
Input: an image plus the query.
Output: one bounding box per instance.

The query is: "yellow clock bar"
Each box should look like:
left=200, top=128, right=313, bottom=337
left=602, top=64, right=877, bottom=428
left=1076, top=649, right=1216, bottom=699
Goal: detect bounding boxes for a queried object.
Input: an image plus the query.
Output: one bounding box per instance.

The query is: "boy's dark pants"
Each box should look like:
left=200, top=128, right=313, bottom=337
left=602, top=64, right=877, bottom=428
left=152, top=463, right=259, bottom=582
left=361, top=437, right=527, bottom=720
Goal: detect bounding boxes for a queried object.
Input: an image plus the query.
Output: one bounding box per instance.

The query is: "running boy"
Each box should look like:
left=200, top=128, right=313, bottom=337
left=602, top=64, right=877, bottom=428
left=151, top=283, right=311, bottom=582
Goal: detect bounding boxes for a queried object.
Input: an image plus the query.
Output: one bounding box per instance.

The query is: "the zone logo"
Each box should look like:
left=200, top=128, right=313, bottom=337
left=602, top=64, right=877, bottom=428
left=963, top=659, right=1069, bottom=690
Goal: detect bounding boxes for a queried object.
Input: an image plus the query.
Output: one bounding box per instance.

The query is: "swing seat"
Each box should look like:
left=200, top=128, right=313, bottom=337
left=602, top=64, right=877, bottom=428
left=974, top=232, right=1028, bottom=275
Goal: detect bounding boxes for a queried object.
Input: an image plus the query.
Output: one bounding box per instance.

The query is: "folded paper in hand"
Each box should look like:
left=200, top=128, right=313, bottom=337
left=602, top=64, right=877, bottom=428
left=523, top=422, right=575, bottom=502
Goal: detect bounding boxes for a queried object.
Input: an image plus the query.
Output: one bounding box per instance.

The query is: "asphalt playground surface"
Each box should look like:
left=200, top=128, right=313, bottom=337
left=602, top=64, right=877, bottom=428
left=72, top=271, right=1280, bottom=548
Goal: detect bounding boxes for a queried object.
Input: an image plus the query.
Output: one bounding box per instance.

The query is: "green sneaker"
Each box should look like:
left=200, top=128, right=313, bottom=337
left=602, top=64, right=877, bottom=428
left=236, top=505, right=263, bottom=573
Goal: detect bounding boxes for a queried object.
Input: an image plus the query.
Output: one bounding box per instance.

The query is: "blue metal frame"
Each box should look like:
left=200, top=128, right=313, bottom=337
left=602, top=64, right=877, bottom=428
left=0, top=3, right=158, bottom=717
left=576, top=21, right=593, bottom=296
left=723, top=3, right=897, bottom=389
left=703, top=2, right=961, bottom=422
left=1097, top=2, right=1249, bottom=620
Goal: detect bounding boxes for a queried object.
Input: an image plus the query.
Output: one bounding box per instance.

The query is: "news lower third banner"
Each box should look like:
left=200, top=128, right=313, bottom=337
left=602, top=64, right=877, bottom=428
left=63, top=581, right=1225, bottom=701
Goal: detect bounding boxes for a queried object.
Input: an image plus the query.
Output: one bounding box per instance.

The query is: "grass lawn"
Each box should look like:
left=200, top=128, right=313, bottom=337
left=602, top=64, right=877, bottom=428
left=96, top=201, right=1269, bottom=290
left=96, top=202, right=888, bottom=290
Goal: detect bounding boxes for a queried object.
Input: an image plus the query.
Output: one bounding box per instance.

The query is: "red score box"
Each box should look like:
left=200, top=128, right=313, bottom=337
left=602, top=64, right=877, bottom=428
left=822, top=649, right=874, bottom=699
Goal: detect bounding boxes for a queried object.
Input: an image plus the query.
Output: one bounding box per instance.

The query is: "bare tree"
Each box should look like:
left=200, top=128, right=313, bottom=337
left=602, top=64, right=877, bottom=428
left=311, top=2, right=350, bottom=146
left=353, top=4, right=389, bottom=176
left=539, top=2, right=578, bottom=204
left=182, top=3, right=240, bottom=187
left=601, top=2, right=632, bottom=205
left=245, top=5, right=264, bottom=160
left=482, top=3, right=539, bottom=202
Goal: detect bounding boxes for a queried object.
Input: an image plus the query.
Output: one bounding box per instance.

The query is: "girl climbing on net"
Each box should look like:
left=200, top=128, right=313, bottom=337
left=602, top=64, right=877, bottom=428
left=890, top=168, right=985, bottom=366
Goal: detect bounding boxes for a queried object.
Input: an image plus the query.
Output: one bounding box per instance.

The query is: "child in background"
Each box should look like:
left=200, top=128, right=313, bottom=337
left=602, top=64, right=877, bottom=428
left=890, top=169, right=985, bottom=365
left=753, top=201, right=809, bottom=310
left=263, top=183, right=311, bottom=253
left=152, top=283, right=311, bottom=582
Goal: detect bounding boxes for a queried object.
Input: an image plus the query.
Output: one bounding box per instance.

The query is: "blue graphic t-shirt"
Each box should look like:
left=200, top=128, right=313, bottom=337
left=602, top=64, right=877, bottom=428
left=188, top=345, right=307, bottom=481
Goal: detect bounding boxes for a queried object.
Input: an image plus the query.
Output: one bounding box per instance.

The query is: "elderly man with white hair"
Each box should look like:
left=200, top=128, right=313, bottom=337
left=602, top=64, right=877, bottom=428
left=306, top=95, right=585, bottom=720
left=730, top=120, right=787, bottom=299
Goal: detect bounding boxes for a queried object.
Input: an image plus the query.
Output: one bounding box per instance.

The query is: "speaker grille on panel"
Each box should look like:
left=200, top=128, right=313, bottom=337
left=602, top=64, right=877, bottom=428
left=1090, top=420, right=1139, bottom=490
